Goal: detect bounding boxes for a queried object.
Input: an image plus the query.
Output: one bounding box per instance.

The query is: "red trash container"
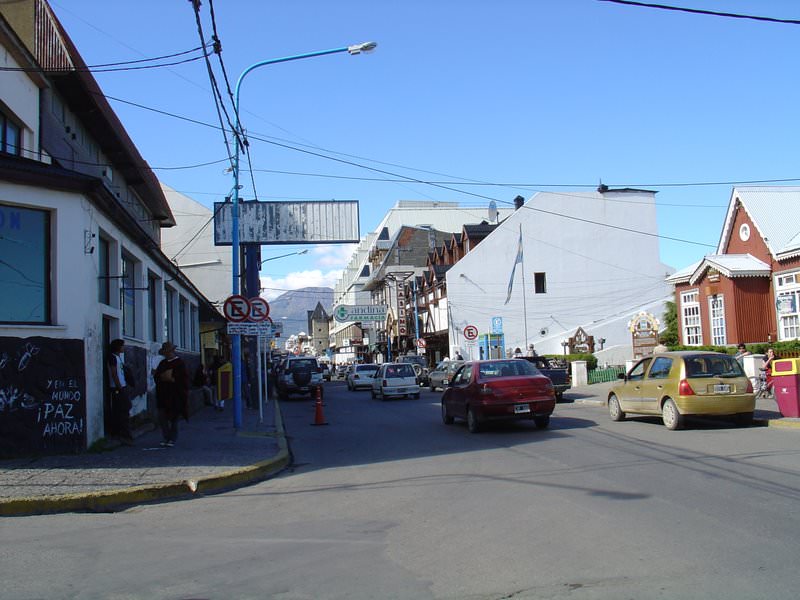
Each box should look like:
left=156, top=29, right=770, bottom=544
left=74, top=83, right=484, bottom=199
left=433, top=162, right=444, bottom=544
left=771, top=358, right=800, bottom=418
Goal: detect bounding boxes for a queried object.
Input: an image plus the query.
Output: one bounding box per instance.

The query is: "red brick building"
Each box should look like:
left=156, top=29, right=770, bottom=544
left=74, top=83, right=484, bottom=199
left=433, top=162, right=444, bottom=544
left=667, top=187, right=800, bottom=346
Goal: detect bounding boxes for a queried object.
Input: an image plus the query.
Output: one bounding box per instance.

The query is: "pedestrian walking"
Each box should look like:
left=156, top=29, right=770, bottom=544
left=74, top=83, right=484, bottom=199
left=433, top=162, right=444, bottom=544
left=107, top=339, right=134, bottom=445
left=153, top=341, right=189, bottom=447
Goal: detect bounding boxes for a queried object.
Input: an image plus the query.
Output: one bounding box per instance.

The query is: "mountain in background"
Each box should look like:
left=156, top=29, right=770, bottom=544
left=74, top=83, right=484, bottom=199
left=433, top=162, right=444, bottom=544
left=269, top=287, right=333, bottom=338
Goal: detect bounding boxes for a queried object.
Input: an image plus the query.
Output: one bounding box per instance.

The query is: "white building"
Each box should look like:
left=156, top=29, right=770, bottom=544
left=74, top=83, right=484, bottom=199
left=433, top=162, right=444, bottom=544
left=332, top=200, right=512, bottom=363
left=445, top=189, right=674, bottom=365
left=0, top=2, right=216, bottom=455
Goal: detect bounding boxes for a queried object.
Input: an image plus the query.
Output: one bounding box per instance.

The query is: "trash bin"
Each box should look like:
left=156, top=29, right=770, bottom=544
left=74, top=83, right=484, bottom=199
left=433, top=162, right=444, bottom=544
left=770, top=358, right=800, bottom=418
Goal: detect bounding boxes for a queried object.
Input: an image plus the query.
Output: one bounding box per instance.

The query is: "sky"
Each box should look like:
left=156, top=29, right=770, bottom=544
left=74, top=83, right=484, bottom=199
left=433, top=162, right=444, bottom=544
left=49, top=0, right=800, bottom=300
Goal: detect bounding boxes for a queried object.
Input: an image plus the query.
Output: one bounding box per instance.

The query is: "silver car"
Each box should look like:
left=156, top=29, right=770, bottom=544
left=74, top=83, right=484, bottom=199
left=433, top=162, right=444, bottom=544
left=428, top=360, right=465, bottom=392
left=346, top=363, right=380, bottom=390
left=370, top=363, right=421, bottom=400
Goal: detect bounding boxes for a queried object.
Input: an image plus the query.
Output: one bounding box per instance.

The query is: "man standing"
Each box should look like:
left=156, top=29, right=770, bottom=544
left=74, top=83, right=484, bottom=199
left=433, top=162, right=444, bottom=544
left=107, top=339, right=133, bottom=445
left=153, top=341, right=189, bottom=447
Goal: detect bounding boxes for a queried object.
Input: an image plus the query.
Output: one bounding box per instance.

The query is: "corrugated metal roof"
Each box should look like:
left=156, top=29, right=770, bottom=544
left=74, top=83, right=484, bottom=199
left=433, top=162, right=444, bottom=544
left=683, top=253, right=771, bottom=285
left=666, top=260, right=702, bottom=284
left=721, top=187, right=800, bottom=257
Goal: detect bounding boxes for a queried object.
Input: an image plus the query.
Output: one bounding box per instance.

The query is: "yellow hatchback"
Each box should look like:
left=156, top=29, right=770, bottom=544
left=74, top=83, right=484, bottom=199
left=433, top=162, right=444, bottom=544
left=608, top=351, right=756, bottom=430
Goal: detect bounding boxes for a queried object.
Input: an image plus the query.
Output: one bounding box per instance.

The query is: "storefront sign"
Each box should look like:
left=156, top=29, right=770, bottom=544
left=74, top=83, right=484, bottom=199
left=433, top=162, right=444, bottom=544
left=334, top=304, right=388, bottom=322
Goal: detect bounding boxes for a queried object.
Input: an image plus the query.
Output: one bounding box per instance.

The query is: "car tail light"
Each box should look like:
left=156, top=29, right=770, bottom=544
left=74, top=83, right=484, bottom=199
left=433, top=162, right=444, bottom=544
left=745, top=379, right=753, bottom=393
left=678, top=379, right=695, bottom=396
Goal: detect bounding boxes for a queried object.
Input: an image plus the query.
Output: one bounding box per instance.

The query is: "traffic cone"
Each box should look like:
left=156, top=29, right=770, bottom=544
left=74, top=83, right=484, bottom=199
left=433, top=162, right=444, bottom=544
left=311, top=386, right=328, bottom=426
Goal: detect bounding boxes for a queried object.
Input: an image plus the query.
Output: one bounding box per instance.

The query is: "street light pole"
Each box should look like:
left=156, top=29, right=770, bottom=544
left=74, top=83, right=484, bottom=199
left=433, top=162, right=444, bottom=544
left=229, top=42, right=376, bottom=429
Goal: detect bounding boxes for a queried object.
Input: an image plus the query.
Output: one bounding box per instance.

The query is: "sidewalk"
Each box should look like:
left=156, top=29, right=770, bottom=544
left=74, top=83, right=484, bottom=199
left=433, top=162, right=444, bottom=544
left=0, top=398, right=288, bottom=517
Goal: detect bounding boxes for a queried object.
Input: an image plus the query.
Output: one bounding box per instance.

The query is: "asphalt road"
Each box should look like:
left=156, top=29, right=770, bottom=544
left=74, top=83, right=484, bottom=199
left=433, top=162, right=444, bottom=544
left=2, top=382, right=800, bottom=599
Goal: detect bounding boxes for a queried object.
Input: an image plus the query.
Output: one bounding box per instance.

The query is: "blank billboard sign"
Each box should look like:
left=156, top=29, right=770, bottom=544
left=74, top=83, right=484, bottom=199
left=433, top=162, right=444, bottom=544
left=214, top=200, right=359, bottom=245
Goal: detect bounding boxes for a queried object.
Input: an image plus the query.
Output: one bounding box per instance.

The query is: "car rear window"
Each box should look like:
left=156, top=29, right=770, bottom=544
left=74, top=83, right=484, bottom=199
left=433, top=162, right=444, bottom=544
left=385, top=364, right=415, bottom=378
left=291, top=359, right=318, bottom=369
left=478, top=360, right=539, bottom=378
left=684, top=355, right=744, bottom=378
left=356, top=365, right=379, bottom=374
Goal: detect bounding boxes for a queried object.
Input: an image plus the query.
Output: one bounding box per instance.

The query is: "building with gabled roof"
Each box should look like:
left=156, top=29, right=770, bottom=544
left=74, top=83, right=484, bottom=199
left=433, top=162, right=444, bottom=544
left=667, top=186, right=800, bottom=346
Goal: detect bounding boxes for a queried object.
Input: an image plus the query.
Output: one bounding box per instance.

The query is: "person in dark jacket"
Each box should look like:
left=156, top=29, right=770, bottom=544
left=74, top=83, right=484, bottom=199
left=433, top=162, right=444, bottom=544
left=153, top=341, right=189, bottom=447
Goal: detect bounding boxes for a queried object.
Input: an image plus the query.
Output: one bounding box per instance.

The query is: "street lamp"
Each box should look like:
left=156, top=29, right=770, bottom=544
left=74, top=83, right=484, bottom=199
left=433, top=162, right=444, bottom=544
left=258, top=248, right=309, bottom=269
left=230, top=42, right=376, bottom=429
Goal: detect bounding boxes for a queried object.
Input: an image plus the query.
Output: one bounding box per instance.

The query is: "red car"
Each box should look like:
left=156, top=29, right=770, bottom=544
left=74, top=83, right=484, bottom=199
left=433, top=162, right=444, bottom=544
left=441, top=359, right=556, bottom=433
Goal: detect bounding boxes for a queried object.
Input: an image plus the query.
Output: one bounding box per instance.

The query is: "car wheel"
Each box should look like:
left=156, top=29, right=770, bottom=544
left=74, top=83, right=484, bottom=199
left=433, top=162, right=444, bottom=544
left=734, top=411, right=754, bottom=427
left=662, top=398, right=683, bottom=430
left=467, top=407, right=481, bottom=433
left=534, top=415, right=550, bottom=429
left=370, top=389, right=376, bottom=399
left=555, top=391, right=564, bottom=403
left=412, top=392, right=420, bottom=400
left=442, top=400, right=454, bottom=424
left=347, top=381, right=353, bottom=391
left=608, top=394, right=626, bottom=421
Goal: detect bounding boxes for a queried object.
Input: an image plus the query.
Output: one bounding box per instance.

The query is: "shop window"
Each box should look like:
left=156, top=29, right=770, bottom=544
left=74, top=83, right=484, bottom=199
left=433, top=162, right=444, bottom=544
left=534, top=272, right=547, bottom=294
left=1, top=111, right=21, bottom=156
left=776, top=271, right=800, bottom=341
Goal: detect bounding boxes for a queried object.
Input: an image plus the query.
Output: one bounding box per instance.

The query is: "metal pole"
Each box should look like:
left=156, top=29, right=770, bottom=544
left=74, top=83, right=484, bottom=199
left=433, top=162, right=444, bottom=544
left=229, top=42, right=375, bottom=429
left=413, top=277, right=420, bottom=351
left=257, top=334, right=263, bottom=424
left=519, top=224, right=529, bottom=351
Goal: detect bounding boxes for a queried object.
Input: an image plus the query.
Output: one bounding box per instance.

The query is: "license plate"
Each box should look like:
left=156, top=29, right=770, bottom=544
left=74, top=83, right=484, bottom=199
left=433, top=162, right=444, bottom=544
left=397, top=388, right=406, bottom=393
left=514, top=404, right=530, bottom=414
left=713, top=384, right=731, bottom=393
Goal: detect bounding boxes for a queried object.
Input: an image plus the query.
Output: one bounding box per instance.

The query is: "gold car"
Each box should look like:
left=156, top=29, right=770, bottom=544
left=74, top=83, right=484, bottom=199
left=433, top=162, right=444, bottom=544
left=608, top=351, right=755, bottom=430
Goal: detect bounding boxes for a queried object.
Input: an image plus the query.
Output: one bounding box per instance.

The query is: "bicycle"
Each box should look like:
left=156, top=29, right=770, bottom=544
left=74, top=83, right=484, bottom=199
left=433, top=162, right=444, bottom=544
left=753, top=370, right=774, bottom=400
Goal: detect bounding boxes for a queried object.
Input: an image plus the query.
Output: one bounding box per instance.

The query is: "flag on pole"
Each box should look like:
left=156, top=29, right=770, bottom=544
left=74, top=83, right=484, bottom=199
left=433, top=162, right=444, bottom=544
left=505, top=229, right=524, bottom=304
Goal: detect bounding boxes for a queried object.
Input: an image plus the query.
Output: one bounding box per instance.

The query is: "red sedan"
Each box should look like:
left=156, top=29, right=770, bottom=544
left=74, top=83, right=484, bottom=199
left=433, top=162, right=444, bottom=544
left=441, top=359, right=556, bottom=433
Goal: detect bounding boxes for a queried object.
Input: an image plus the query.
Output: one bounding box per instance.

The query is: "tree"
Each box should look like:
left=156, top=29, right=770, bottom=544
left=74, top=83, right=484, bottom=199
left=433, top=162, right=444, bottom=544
left=660, top=296, right=679, bottom=347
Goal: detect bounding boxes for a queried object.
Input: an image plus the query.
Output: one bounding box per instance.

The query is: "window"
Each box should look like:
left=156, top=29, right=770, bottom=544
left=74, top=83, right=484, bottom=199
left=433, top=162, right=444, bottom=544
left=190, top=305, right=198, bottom=351
left=628, top=358, right=652, bottom=381
left=648, top=357, right=673, bottom=380
left=534, top=272, right=547, bottom=294
left=776, top=271, right=800, bottom=341
left=708, top=295, right=727, bottom=346
left=121, top=254, right=138, bottom=337
left=1, top=111, right=21, bottom=156
left=179, top=297, right=188, bottom=348
left=98, top=236, right=110, bottom=305
left=0, top=204, right=49, bottom=323
left=165, top=287, right=175, bottom=342
left=681, top=290, right=702, bottom=346
left=148, top=273, right=159, bottom=341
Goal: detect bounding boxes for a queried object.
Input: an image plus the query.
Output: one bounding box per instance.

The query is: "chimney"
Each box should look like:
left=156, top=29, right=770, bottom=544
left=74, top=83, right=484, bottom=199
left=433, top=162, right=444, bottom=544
left=513, top=195, right=525, bottom=210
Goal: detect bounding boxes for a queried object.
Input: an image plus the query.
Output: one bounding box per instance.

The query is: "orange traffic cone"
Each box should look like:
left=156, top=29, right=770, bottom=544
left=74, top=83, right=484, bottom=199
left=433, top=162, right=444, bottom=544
left=311, top=386, right=328, bottom=426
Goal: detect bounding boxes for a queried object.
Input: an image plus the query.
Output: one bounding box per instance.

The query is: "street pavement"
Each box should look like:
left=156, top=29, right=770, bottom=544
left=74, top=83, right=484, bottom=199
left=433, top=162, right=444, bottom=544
left=1, top=381, right=797, bottom=517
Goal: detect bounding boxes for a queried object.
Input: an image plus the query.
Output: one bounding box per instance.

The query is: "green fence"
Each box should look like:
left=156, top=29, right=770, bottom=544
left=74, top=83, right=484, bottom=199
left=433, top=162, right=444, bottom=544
left=588, top=365, right=626, bottom=384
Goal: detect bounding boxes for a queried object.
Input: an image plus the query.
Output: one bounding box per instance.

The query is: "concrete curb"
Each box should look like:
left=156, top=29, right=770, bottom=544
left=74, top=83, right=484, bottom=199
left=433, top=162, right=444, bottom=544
left=0, top=400, right=290, bottom=518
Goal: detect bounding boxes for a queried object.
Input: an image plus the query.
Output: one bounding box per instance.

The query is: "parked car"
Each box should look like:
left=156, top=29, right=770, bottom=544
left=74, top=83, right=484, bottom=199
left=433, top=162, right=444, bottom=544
left=397, top=355, right=430, bottom=386
left=607, top=351, right=755, bottom=430
left=321, top=364, right=332, bottom=381
left=275, top=356, right=324, bottom=400
left=428, top=360, right=464, bottom=392
left=335, top=364, right=349, bottom=379
left=441, top=359, right=555, bottom=433
left=370, top=363, right=421, bottom=400
left=516, top=355, right=571, bottom=401
left=346, top=363, right=380, bottom=390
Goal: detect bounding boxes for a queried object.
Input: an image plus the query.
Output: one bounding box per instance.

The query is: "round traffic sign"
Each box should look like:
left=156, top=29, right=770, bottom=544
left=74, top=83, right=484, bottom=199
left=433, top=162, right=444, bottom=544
left=463, top=325, right=478, bottom=341
left=248, top=297, right=270, bottom=322
left=416, top=338, right=427, bottom=348
left=223, top=294, right=251, bottom=322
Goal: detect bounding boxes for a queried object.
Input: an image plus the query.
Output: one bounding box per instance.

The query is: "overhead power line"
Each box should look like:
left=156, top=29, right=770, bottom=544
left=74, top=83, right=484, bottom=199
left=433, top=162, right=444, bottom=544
left=598, top=0, right=800, bottom=25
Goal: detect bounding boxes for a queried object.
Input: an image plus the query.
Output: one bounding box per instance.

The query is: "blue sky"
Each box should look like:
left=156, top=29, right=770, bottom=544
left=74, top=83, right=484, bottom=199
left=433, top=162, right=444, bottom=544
left=50, top=1, right=800, bottom=299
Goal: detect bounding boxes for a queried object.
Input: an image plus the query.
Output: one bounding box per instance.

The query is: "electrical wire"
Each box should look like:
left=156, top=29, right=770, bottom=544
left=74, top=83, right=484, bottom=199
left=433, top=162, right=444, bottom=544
left=599, top=0, right=800, bottom=25
left=189, top=0, right=235, bottom=168
left=0, top=55, right=207, bottom=73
